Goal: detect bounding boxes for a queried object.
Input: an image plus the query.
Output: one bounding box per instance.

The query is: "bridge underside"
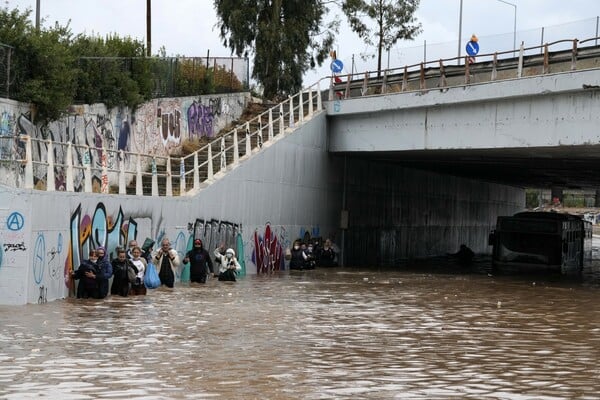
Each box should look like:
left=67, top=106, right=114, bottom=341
left=350, top=144, right=600, bottom=189
left=328, top=68, right=600, bottom=190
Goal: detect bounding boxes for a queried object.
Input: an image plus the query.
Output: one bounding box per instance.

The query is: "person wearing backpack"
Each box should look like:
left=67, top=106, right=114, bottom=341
left=130, top=246, right=147, bottom=295
left=111, top=248, right=135, bottom=297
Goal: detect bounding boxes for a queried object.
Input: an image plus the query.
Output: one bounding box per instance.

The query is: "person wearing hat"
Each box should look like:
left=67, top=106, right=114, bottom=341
left=214, top=245, right=241, bottom=282
left=183, top=239, right=214, bottom=284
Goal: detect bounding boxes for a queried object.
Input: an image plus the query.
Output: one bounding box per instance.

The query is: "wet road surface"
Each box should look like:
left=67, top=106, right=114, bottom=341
left=1, top=260, right=600, bottom=399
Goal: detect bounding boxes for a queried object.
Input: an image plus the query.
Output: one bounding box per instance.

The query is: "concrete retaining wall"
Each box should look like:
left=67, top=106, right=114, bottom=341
left=0, top=113, right=342, bottom=305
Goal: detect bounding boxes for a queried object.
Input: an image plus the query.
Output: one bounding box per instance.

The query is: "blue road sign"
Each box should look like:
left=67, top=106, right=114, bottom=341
left=331, top=59, right=344, bottom=73
left=466, top=41, right=479, bottom=56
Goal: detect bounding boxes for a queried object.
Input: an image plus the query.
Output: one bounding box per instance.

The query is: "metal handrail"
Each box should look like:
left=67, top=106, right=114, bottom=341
left=326, top=36, right=600, bottom=100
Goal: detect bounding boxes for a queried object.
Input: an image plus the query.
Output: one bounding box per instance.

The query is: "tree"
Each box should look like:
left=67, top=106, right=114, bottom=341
left=214, top=0, right=338, bottom=99
left=342, top=0, right=421, bottom=77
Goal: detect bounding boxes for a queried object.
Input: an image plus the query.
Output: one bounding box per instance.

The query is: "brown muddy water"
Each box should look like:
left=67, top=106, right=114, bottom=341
left=1, top=258, right=600, bottom=399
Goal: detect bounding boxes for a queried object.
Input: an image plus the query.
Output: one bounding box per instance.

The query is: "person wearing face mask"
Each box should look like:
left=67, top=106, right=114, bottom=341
left=289, top=240, right=307, bottom=270
left=73, top=249, right=100, bottom=299
left=214, top=245, right=241, bottom=281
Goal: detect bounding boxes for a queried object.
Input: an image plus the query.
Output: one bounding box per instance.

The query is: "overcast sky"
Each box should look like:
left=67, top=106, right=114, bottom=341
left=5, top=0, right=600, bottom=88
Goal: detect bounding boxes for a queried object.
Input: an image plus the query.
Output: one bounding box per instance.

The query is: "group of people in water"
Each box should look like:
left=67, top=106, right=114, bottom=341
left=73, top=235, right=340, bottom=299
left=72, top=237, right=243, bottom=299
left=288, top=238, right=338, bottom=270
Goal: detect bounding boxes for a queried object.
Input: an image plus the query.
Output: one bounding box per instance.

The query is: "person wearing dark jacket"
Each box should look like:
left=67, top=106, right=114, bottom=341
left=74, top=249, right=100, bottom=299
left=289, top=240, right=307, bottom=270
left=95, top=246, right=113, bottom=299
left=317, top=238, right=338, bottom=267
left=183, top=239, right=214, bottom=283
left=448, top=244, right=475, bottom=266
left=111, top=248, right=134, bottom=297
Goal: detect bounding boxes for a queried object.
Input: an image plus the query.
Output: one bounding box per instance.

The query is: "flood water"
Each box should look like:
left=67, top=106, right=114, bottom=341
left=2, top=257, right=600, bottom=399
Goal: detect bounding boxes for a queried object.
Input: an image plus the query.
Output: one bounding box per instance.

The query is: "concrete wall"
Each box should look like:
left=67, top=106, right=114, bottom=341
left=342, top=157, right=524, bottom=266
left=0, top=93, right=249, bottom=189
left=0, top=112, right=342, bottom=305
left=328, top=69, right=600, bottom=152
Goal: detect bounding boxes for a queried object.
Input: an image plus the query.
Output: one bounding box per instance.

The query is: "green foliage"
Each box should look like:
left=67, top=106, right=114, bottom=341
left=214, top=0, right=337, bottom=99
left=0, top=6, right=246, bottom=123
left=563, top=193, right=585, bottom=208
left=525, top=189, right=540, bottom=209
left=71, top=34, right=152, bottom=109
left=342, top=0, right=421, bottom=76
left=18, top=26, right=78, bottom=123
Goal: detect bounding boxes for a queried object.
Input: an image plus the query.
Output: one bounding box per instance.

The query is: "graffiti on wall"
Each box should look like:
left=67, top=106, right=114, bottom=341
left=253, top=223, right=288, bottom=274
left=191, top=218, right=245, bottom=275
left=67, top=203, right=138, bottom=286
left=1, top=94, right=246, bottom=192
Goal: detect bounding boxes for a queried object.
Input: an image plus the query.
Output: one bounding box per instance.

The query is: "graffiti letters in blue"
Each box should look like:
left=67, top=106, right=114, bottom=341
left=6, top=212, right=25, bottom=231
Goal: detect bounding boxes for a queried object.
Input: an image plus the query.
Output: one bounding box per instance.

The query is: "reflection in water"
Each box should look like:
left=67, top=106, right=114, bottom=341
left=1, top=260, right=600, bottom=399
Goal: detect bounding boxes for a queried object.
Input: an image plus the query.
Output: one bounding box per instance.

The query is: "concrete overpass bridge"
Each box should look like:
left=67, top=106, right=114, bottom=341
left=327, top=38, right=600, bottom=191
left=2, top=36, right=600, bottom=304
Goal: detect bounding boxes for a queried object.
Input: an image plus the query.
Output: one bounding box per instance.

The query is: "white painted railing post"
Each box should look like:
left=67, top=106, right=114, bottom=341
left=245, top=122, right=251, bottom=156
left=268, top=108, right=274, bottom=141
left=193, top=152, right=200, bottom=189
left=179, top=157, right=186, bottom=194
left=166, top=157, right=173, bottom=197
left=317, top=82, right=322, bottom=111
left=233, top=129, right=239, bottom=166
left=220, top=137, right=226, bottom=172
left=279, top=103, right=285, bottom=135
left=308, top=86, right=313, bottom=117
left=298, top=90, right=304, bottom=123
left=118, top=150, right=126, bottom=194
left=84, top=146, right=92, bottom=193
left=288, top=95, right=295, bottom=128
left=66, top=142, right=74, bottom=192
left=206, top=144, right=213, bottom=181
left=23, top=136, right=33, bottom=189
left=46, top=139, right=55, bottom=191
left=151, top=157, right=158, bottom=196
left=136, top=154, right=143, bottom=196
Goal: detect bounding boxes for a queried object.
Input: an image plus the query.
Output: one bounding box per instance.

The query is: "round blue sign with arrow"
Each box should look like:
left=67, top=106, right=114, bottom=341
left=330, top=59, right=344, bottom=73
left=466, top=40, right=479, bottom=56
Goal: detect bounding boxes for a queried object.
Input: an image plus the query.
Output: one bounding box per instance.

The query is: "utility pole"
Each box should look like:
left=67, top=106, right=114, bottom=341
left=146, top=0, right=151, bottom=57
left=35, top=0, right=40, bottom=30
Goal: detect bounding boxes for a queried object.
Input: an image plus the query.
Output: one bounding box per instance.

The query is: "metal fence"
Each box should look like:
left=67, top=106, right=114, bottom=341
left=344, top=17, right=600, bottom=74
left=0, top=51, right=249, bottom=101
left=76, top=56, right=250, bottom=100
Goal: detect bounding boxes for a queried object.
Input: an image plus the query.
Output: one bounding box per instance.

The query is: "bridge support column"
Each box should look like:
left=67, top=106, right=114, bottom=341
left=595, top=189, right=600, bottom=207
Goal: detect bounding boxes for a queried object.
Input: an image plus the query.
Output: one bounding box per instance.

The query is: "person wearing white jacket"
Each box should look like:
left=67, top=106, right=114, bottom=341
left=153, top=238, right=181, bottom=288
left=214, top=246, right=241, bottom=282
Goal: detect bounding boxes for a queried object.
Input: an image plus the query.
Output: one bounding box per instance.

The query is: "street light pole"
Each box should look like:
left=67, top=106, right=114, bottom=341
left=496, top=0, right=517, bottom=57
left=457, top=0, right=463, bottom=65
left=146, top=0, right=152, bottom=57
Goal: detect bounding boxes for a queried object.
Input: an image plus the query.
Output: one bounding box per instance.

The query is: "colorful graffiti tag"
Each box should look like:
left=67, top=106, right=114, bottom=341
left=67, top=203, right=138, bottom=286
